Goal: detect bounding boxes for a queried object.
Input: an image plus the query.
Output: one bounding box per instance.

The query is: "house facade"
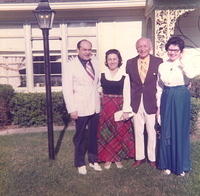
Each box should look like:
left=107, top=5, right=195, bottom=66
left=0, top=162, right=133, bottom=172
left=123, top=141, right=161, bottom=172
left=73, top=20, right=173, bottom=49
left=0, top=0, right=199, bottom=92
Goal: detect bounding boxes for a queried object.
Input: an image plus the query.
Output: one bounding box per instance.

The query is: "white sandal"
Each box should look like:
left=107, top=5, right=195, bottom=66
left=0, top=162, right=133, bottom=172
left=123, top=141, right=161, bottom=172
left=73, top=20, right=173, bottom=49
left=104, top=162, right=111, bottom=169
left=163, top=169, right=171, bottom=175
left=115, top=162, right=123, bottom=168
left=180, top=172, right=185, bottom=177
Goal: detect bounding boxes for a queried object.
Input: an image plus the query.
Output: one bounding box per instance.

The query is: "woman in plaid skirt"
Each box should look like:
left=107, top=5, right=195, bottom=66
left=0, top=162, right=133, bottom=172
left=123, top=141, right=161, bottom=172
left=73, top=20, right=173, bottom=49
left=97, top=49, right=135, bottom=169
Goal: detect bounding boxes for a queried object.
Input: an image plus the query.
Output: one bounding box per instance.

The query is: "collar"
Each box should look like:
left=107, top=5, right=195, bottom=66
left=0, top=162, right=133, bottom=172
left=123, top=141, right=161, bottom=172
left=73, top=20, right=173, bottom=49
left=78, top=56, right=91, bottom=66
left=138, top=55, right=150, bottom=62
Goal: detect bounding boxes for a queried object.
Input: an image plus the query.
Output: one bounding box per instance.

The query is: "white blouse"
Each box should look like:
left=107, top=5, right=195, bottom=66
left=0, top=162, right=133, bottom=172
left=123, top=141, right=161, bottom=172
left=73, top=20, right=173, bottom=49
left=100, top=67, right=132, bottom=113
left=157, top=57, right=200, bottom=107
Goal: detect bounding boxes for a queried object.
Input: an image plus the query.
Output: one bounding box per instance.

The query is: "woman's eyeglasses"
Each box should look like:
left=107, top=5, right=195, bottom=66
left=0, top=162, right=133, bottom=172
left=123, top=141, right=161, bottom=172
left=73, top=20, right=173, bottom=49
left=167, top=49, right=180, bottom=53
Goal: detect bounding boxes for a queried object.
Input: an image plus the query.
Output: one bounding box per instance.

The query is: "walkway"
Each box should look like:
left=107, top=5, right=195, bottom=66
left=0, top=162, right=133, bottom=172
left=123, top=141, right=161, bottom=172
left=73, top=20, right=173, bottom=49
left=0, top=124, right=75, bottom=136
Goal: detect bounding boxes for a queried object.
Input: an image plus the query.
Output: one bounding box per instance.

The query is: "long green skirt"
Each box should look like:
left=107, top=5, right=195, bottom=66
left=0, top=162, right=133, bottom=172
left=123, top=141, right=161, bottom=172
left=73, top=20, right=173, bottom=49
left=158, top=85, right=191, bottom=175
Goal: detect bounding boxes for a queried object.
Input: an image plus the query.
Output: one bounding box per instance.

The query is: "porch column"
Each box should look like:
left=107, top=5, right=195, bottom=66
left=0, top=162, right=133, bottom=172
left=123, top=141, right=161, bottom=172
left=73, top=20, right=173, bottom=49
left=60, top=23, right=68, bottom=77
left=24, top=23, right=34, bottom=92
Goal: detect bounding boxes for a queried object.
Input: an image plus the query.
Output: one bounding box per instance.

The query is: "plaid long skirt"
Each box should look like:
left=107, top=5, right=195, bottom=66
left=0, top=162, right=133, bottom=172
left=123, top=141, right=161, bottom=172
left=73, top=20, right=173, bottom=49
left=97, top=94, right=135, bottom=162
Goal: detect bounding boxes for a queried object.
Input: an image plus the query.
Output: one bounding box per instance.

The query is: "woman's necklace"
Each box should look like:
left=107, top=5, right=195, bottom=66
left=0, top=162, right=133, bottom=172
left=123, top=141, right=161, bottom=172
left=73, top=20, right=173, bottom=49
left=169, top=62, right=175, bottom=71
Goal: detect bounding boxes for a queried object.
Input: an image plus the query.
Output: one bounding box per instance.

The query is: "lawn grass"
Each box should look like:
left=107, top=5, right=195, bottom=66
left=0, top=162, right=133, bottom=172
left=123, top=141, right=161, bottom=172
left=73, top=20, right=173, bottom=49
left=0, top=129, right=200, bottom=196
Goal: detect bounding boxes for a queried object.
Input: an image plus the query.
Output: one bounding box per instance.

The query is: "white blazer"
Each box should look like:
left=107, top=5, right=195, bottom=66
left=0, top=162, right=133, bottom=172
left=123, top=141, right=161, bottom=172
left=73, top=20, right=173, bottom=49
left=62, top=57, right=100, bottom=117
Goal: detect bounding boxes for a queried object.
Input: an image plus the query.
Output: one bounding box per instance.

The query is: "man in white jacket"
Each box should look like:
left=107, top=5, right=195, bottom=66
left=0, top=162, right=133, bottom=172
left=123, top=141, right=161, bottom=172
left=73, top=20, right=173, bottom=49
left=62, top=39, right=102, bottom=175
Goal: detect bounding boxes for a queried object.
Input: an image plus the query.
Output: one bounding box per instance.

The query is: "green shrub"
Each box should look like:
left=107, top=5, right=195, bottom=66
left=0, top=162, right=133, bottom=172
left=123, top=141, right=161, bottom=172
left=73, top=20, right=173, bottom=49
left=9, top=91, right=200, bottom=131
left=191, top=98, right=200, bottom=134
left=0, top=84, right=14, bottom=126
left=10, top=92, right=69, bottom=127
left=191, top=78, right=200, bottom=98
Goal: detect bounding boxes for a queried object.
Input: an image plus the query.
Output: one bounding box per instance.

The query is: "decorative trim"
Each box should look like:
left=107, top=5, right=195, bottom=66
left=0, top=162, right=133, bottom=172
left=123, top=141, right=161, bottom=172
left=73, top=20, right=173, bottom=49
left=154, top=9, right=194, bottom=57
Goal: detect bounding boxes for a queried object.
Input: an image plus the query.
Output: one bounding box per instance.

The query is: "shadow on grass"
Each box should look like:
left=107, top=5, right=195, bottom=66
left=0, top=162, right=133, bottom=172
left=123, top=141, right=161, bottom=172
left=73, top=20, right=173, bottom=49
left=54, top=126, right=67, bottom=156
left=54, top=117, right=72, bottom=156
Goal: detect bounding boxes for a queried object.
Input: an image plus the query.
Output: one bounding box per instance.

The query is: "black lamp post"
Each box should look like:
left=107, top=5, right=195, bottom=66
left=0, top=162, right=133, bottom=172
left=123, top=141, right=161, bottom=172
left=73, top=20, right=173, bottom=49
left=33, top=0, right=55, bottom=160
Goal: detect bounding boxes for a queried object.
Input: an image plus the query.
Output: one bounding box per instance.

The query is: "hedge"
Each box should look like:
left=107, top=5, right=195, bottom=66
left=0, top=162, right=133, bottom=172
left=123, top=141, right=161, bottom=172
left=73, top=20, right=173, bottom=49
left=191, top=98, right=200, bottom=134
left=0, top=84, right=14, bottom=126
left=190, top=78, right=200, bottom=98
left=190, top=77, right=200, bottom=134
left=10, top=92, right=69, bottom=127
left=0, top=82, right=198, bottom=133
left=9, top=93, right=200, bottom=134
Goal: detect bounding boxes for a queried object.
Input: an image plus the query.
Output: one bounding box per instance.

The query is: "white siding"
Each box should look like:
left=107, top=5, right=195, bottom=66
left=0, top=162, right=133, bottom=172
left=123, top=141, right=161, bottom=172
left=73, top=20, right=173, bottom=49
left=0, top=25, right=25, bottom=52
left=98, top=19, right=143, bottom=70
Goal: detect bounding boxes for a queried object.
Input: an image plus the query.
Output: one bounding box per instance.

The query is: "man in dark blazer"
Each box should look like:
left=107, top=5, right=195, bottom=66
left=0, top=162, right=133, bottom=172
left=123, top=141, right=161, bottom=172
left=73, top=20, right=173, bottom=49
left=126, top=37, right=163, bottom=168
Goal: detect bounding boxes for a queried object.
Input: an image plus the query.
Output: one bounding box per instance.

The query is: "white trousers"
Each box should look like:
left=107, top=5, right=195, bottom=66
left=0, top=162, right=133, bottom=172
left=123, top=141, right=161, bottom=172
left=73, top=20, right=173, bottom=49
left=132, top=96, right=156, bottom=162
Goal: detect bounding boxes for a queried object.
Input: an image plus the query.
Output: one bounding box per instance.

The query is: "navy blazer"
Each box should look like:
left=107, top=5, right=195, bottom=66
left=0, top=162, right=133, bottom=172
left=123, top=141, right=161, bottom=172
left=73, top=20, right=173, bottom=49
left=126, top=55, right=163, bottom=114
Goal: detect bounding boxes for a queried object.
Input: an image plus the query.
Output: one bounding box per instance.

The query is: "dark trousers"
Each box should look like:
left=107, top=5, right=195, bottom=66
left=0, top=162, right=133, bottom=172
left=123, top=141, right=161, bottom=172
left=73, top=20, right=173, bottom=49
left=73, top=113, right=99, bottom=167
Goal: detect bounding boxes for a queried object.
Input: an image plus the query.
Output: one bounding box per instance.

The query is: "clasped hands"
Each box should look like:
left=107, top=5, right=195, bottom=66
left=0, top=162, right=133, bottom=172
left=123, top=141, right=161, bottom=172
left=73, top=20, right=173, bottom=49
left=120, top=112, right=134, bottom=121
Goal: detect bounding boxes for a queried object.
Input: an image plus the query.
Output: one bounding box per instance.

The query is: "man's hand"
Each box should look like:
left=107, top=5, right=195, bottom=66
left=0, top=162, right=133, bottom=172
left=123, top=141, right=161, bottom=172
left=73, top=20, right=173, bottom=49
left=70, top=111, right=78, bottom=120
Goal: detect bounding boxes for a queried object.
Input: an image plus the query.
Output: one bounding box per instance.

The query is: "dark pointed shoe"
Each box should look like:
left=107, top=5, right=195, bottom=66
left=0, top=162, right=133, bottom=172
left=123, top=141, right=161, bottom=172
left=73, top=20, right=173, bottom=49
left=149, top=161, right=156, bottom=168
left=132, top=159, right=146, bottom=168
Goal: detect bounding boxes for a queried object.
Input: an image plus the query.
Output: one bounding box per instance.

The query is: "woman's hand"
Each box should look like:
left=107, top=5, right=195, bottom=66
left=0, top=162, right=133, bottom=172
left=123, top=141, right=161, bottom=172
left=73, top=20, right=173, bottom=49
left=122, top=112, right=130, bottom=121
left=179, top=51, right=185, bottom=69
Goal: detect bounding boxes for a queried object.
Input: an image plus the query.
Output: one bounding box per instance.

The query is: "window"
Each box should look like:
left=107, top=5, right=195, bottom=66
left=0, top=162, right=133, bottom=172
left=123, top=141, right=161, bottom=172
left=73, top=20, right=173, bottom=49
left=32, top=22, right=98, bottom=87
left=0, top=56, right=25, bottom=88
left=32, top=23, right=62, bottom=87
left=0, top=24, right=26, bottom=89
left=0, top=22, right=98, bottom=90
left=33, top=54, right=61, bottom=87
